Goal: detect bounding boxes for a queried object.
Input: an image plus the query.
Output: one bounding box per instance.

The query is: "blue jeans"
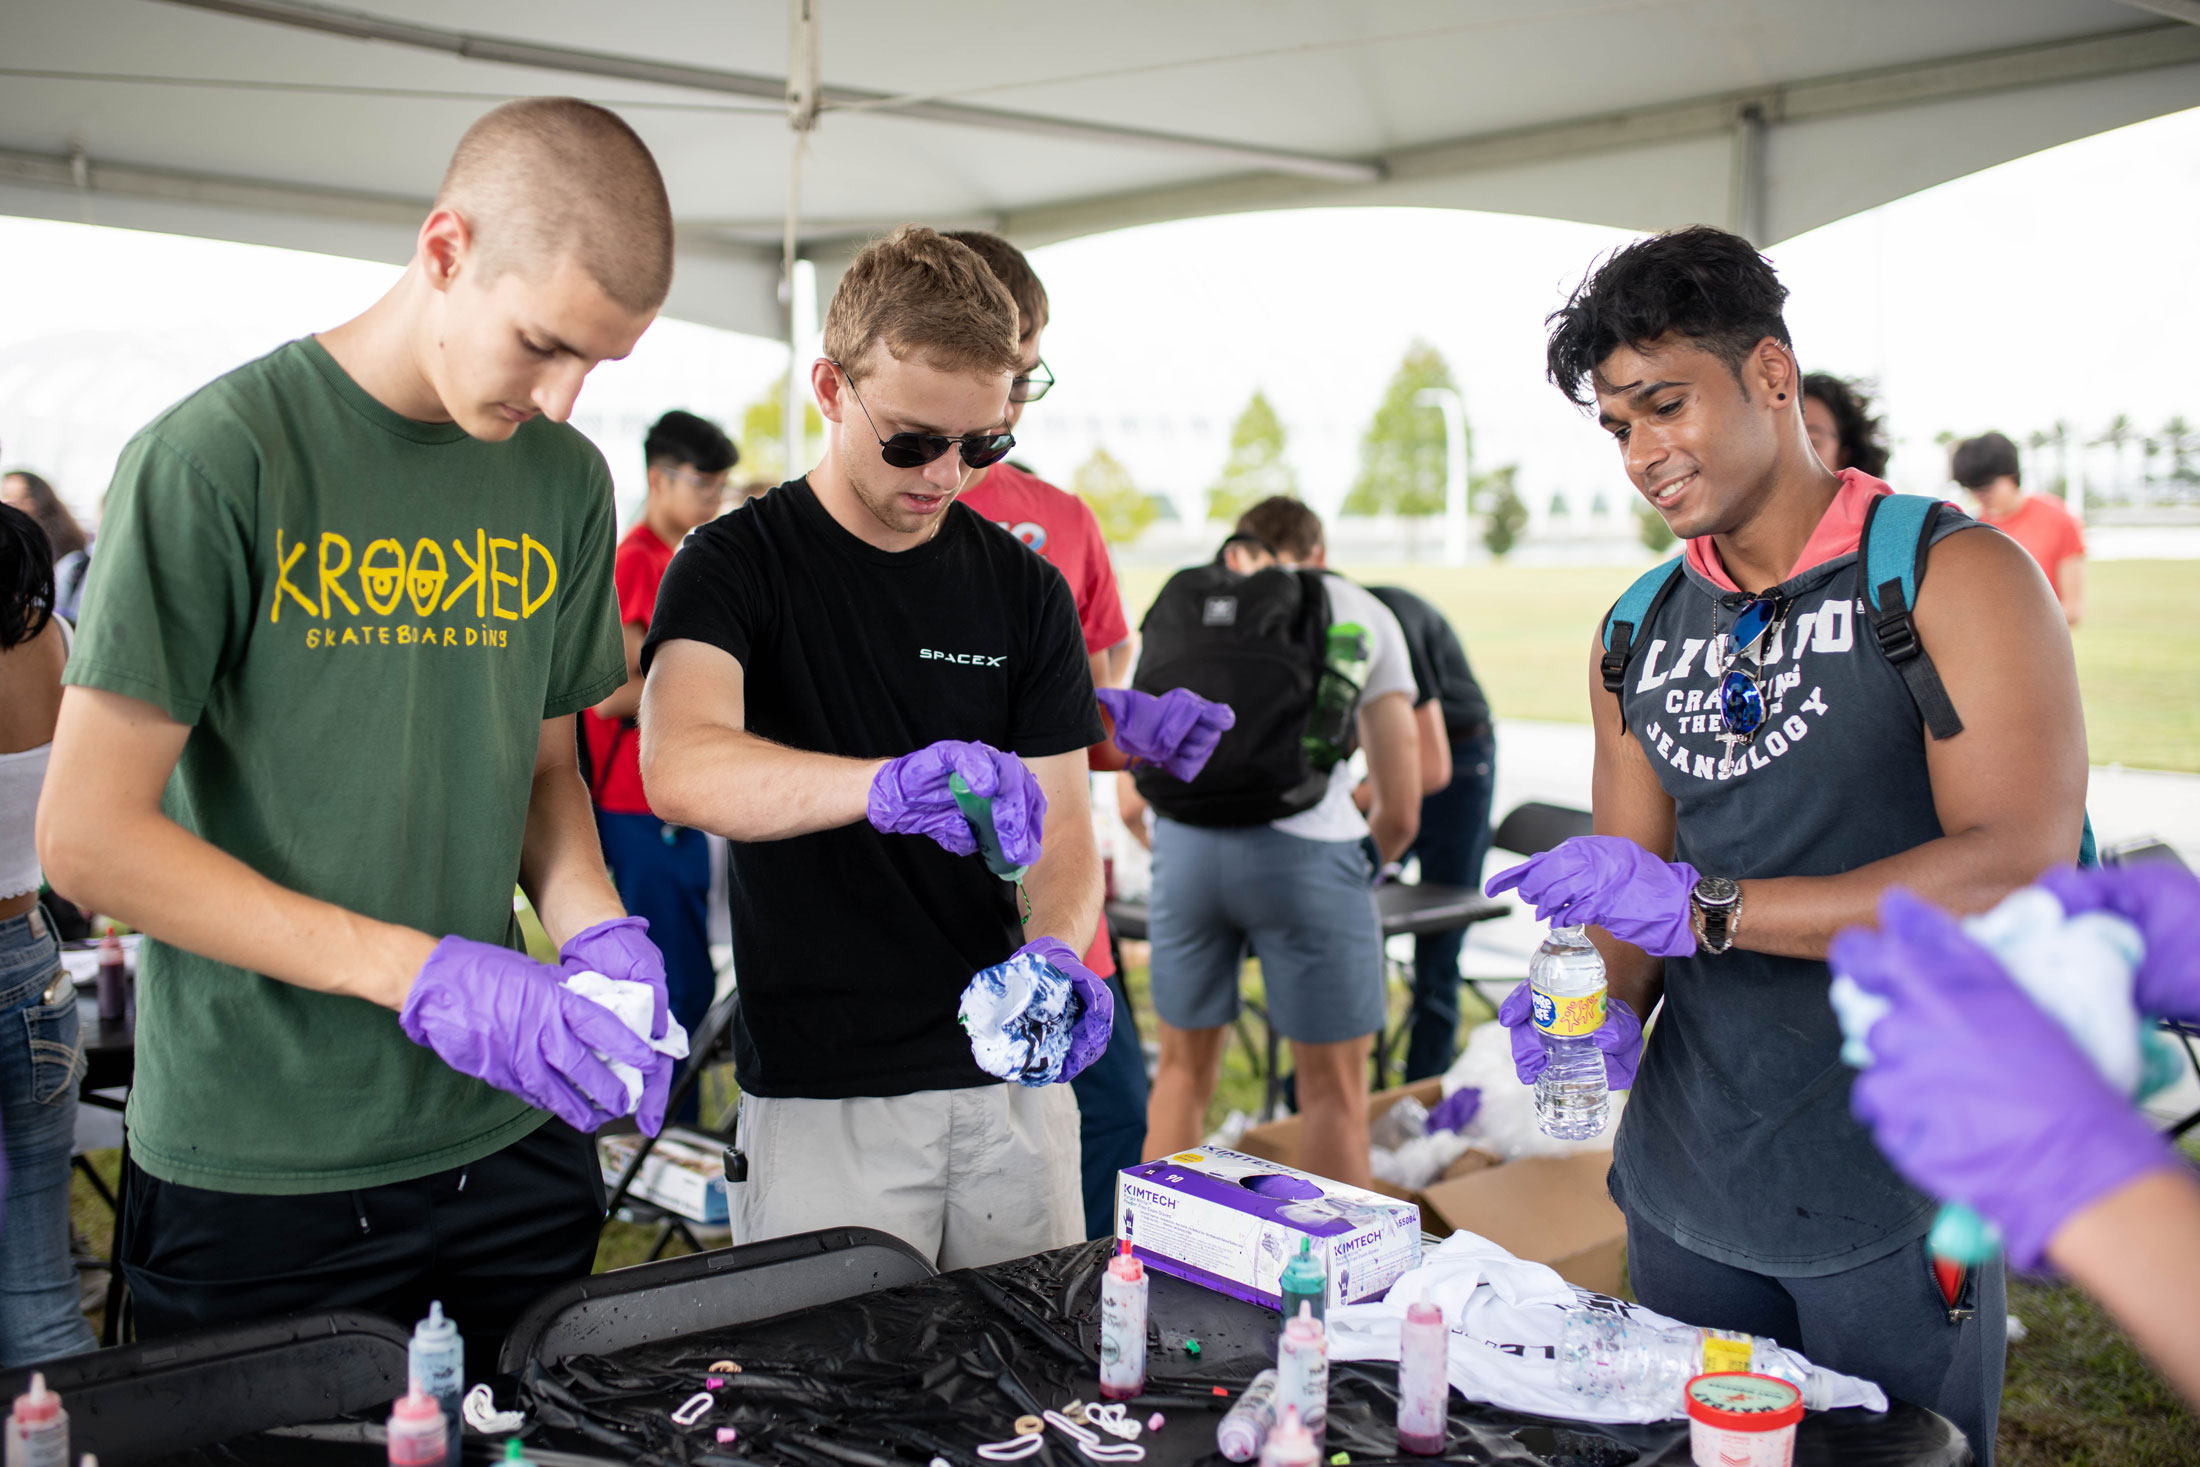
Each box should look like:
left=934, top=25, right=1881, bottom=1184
left=595, top=810, right=715, bottom=1126
left=1402, top=729, right=1496, bottom=1081
left=0, top=907, right=97, bottom=1366
left=1069, top=972, right=1148, bottom=1240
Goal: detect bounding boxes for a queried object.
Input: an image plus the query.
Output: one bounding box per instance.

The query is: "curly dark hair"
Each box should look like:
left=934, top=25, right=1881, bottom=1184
left=1545, top=225, right=1791, bottom=407
left=1, top=502, right=55, bottom=650
left=1801, top=373, right=1889, bottom=478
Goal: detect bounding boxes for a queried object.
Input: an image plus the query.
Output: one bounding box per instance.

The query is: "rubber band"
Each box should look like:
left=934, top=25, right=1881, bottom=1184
left=1013, top=1416, right=1043, bottom=1436
left=671, top=1391, right=714, bottom=1427
left=976, top=1435, right=1044, bottom=1461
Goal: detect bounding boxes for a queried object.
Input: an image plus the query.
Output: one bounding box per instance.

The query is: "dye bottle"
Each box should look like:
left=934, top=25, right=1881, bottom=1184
left=1531, top=925, right=1610, bottom=1139
left=1395, top=1288, right=1448, bottom=1455
left=3, top=1374, right=67, bottom=1467
left=1215, top=1369, right=1281, bottom=1462
left=1275, top=1303, right=1330, bottom=1450
left=1259, top=1405, right=1319, bottom=1467
left=1098, top=1240, right=1148, bottom=1401
left=384, top=1386, right=447, bottom=1467
left=1278, top=1237, right=1326, bottom=1324
left=407, top=1301, right=463, bottom=1462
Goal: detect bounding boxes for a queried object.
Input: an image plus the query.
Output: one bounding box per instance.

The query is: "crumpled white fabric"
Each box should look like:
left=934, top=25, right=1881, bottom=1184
left=958, top=949, right=1077, bottom=1085
left=562, top=970, right=691, bottom=1114
left=1438, top=1020, right=1626, bottom=1162
left=1324, top=1231, right=1888, bottom=1424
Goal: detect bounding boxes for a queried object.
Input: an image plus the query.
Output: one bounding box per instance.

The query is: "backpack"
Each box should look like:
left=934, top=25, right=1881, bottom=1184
left=1599, top=493, right=2097, bottom=865
left=1130, top=560, right=1337, bottom=827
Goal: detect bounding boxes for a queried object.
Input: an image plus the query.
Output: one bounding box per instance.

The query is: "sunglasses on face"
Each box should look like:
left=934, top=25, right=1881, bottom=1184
left=831, top=361, right=1017, bottom=470
left=1009, top=359, right=1054, bottom=404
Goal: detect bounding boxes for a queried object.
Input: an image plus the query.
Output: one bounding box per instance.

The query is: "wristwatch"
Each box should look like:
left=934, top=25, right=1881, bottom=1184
left=1691, top=876, right=1743, bottom=955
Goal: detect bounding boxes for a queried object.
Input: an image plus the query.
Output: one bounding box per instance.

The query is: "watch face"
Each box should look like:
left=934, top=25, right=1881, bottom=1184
left=1695, top=876, right=1741, bottom=907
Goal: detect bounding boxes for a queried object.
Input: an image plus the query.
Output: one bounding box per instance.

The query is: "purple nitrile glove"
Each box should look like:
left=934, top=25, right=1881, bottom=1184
left=1830, top=888, right=2180, bottom=1270
left=1097, top=687, right=1237, bottom=783
left=1485, top=836, right=1700, bottom=958
left=1425, top=1086, right=1481, bottom=1134
left=868, top=740, right=1046, bottom=867
left=1021, top=935, right=1115, bottom=1083
left=2036, top=863, right=2200, bottom=1026
left=560, top=916, right=669, bottom=1040
left=1496, top=980, right=1644, bottom=1090
left=401, top=936, right=660, bottom=1135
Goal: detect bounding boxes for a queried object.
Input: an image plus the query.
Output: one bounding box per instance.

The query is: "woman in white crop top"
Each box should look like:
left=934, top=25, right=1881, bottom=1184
left=0, top=502, right=97, bottom=1365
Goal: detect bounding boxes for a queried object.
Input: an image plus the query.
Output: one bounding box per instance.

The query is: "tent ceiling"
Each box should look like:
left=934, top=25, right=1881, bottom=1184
left=1, top=0, right=2196, bottom=338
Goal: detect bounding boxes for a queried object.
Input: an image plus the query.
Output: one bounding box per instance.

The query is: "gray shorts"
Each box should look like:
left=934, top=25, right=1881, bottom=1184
left=1147, top=817, right=1385, bottom=1043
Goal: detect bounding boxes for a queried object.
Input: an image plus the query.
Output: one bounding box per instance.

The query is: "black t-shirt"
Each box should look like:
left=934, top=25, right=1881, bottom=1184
left=642, top=479, right=1104, bottom=1099
left=1368, top=585, right=1490, bottom=736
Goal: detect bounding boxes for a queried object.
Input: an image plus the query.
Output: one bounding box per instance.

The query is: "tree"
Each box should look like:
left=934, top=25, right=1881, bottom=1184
left=2091, top=413, right=2136, bottom=503
left=1073, top=446, right=1158, bottom=545
left=1206, top=389, right=1297, bottom=523
left=2162, top=415, right=2197, bottom=485
left=1480, top=466, right=1527, bottom=560
left=1343, top=340, right=1461, bottom=517
left=1637, top=502, right=1678, bottom=553
left=738, top=376, right=825, bottom=487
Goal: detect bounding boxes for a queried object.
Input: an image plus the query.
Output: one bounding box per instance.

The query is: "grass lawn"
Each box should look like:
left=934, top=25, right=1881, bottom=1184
left=1116, top=557, right=2200, bottom=771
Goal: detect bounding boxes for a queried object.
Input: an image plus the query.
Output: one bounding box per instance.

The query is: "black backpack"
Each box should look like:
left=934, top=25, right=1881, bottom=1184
left=1130, top=559, right=1336, bottom=827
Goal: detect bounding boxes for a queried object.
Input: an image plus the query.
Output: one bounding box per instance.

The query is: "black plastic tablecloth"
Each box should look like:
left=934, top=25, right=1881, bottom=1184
left=511, top=1238, right=1971, bottom=1467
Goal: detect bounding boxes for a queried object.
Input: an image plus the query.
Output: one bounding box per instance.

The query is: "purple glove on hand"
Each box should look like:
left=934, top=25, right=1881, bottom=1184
left=1021, top=935, right=1116, bottom=1084
left=1829, top=888, right=2179, bottom=1270
left=560, top=916, right=669, bottom=1040
left=1497, top=980, right=1644, bottom=1090
left=1485, top=836, right=1700, bottom=958
left=2036, top=863, right=2200, bottom=1026
left=401, top=936, right=661, bottom=1135
left=869, top=740, right=1046, bottom=866
left=1097, top=688, right=1237, bottom=783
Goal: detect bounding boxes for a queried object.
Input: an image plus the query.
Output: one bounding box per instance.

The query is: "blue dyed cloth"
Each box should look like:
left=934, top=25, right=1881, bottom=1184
left=959, top=950, right=1086, bottom=1087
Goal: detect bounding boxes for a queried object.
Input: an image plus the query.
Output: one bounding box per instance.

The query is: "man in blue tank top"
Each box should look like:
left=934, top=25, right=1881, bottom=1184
left=1487, top=227, right=2087, bottom=1464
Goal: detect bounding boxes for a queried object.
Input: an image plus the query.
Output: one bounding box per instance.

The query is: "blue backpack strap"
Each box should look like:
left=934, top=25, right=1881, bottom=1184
left=1600, top=557, right=1684, bottom=729
left=1860, top=493, right=1964, bottom=740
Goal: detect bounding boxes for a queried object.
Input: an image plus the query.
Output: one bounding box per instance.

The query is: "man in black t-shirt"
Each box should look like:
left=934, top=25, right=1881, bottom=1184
left=638, top=227, right=1106, bottom=1269
left=1367, top=585, right=1496, bottom=1080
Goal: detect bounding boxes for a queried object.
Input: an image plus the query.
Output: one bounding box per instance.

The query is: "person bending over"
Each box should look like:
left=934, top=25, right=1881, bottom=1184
left=38, top=99, right=677, bottom=1377
left=639, top=227, right=1106, bottom=1268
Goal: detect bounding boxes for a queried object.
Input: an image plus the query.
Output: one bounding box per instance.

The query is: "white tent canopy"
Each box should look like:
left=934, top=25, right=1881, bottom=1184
left=3, top=0, right=2198, bottom=340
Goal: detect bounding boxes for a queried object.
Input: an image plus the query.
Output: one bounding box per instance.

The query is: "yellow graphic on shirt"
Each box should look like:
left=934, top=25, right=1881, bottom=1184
left=269, top=527, right=560, bottom=655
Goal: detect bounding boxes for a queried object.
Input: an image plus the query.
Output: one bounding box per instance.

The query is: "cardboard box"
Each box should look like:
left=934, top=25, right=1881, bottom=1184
left=597, top=1128, right=730, bottom=1225
left=1236, top=1081, right=1628, bottom=1297
left=1114, top=1147, right=1422, bottom=1311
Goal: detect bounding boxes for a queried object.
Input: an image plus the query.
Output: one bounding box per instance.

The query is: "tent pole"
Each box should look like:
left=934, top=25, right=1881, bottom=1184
left=783, top=0, right=820, bottom=479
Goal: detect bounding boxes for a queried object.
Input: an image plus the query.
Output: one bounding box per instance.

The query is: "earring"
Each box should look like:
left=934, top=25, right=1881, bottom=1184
left=1776, top=392, right=1786, bottom=400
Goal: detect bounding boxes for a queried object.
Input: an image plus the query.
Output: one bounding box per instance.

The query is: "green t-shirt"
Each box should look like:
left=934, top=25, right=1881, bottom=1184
left=67, top=338, right=626, bottom=1194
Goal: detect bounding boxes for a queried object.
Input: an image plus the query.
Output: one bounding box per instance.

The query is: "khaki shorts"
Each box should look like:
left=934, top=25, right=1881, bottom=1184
left=731, top=1082, right=1084, bottom=1271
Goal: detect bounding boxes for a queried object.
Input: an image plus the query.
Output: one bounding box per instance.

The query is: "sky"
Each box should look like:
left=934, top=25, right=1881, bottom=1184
left=1, top=101, right=2195, bottom=536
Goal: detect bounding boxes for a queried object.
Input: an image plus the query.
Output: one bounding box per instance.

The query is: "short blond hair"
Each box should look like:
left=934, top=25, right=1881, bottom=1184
left=436, top=97, right=673, bottom=313
left=823, top=226, right=1020, bottom=382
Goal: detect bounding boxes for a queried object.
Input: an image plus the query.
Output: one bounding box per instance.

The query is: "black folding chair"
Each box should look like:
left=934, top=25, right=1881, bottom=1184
left=600, top=984, right=742, bottom=1260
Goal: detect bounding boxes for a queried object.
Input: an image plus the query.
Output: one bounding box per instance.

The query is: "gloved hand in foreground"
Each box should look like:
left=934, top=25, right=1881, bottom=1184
left=1096, top=687, right=1237, bottom=783
left=401, top=936, right=663, bottom=1135
left=1497, top=980, right=1644, bottom=1089
left=1485, top=835, right=1700, bottom=958
left=1829, top=888, right=2179, bottom=1269
left=869, top=740, right=1045, bottom=866
left=1021, top=936, right=1115, bottom=1083
left=559, top=915, right=669, bottom=1039
left=960, top=937, right=1115, bottom=1086
left=2037, top=863, right=2200, bottom=1025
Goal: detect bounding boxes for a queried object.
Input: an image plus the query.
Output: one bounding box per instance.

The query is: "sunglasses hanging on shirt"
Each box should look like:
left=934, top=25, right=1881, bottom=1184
left=1714, top=594, right=1789, bottom=762
left=831, top=360, right=1017, bottom=470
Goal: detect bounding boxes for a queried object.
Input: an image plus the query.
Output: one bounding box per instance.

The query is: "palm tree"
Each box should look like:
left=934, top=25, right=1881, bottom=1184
left=2161, top=415, right=2196, bottom=489
left=2091, top=414, right=2136, bottom=505
left=2048, top=420, right=2072, bottom=503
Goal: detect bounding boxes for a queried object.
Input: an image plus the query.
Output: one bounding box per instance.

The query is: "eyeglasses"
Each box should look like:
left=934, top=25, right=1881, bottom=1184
left=1716, top=596, right=1782, bottom=742
left=666, top=466, right=727, bottom=496
left=830, top=361, right=1016, bottom=470
left=1009, top=359, right=1055, bottom=404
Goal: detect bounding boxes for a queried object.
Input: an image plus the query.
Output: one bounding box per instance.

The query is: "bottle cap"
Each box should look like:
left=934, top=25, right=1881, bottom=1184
left=1283, top=1301, right=1323, bottom=1340
left=1406, top=1283, right=1442, bottom=1325
left=13, top=1372, right=61, bottom=1424
left=1267, top=1405, right=1314, bottom=1461
left=391, top=1385, right=445, bottom=1426
left=1109, top=1239, right=1143, bottom=1282
left=415, top=1299, right=457, bottom=1340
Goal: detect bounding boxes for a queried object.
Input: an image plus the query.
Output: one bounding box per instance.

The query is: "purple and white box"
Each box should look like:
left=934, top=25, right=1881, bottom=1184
left=1114, top=1147, right=1422, bottom=1310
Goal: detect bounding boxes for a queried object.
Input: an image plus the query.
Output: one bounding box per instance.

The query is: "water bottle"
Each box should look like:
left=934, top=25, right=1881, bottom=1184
left=1530, top=925, right=1610, bottom=1139
left=1278, top=1237, right=1326, bottom=1325
left=407, top=1301, right=462, bottom=1463
left=1216, top=1370, right=1282, bottom=1462
left=1275, top=1303, right=1330, bottom=1450
left=1301, top=622, right=1370, bottom=771
left=1394, top=1288, right=1448, bottom=1456
left=1098, top=1241, right=1149, bottom=1401
left=1557, top=1308, right=1835, bottom=1412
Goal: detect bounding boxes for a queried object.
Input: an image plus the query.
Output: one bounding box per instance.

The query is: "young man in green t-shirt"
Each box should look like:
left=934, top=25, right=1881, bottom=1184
left=37, top=98, right=678, bottom=1371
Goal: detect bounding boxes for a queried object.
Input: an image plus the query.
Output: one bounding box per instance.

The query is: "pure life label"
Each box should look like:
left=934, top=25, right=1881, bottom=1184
left=1532, top=986, right=1605, bottom=1038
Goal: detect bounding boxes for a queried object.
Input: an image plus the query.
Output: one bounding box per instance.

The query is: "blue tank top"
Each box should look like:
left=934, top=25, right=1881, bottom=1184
left=1608, top=514, right=1979, bottom=1277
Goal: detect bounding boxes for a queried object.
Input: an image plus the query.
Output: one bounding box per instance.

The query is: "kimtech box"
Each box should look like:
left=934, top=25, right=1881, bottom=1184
left=1114, top=1147, right=1423, bottom=1311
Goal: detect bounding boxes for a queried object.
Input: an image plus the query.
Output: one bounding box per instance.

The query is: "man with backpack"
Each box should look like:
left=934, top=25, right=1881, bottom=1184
left=1134, top=497, right=1421, bottom=1188
left=1487, top=226, right=2087, bottom=1464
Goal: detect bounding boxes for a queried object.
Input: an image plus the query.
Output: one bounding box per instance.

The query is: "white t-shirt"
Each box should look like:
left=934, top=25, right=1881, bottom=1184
left=1271, top=573, right=1416, bottom=844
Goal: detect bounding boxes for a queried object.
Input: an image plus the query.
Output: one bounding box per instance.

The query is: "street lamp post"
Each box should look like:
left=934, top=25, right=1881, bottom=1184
left=1417, top=386, right=1471, bottom=566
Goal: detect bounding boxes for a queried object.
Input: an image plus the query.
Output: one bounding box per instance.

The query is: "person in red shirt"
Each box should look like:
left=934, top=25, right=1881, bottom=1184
left=585, top=410, right=737, bottom=1119
left=947, top=231, right=1143, bottom=1239
left=1951, top=431, right=2086, bottom=626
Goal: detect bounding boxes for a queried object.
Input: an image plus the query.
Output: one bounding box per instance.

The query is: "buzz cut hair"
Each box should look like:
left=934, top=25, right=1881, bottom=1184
left=822, top=226, right=1021, bottom=384
left=943, top=230, right=1050, bottom=341
left=435, top=97, right=674, bottom=314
